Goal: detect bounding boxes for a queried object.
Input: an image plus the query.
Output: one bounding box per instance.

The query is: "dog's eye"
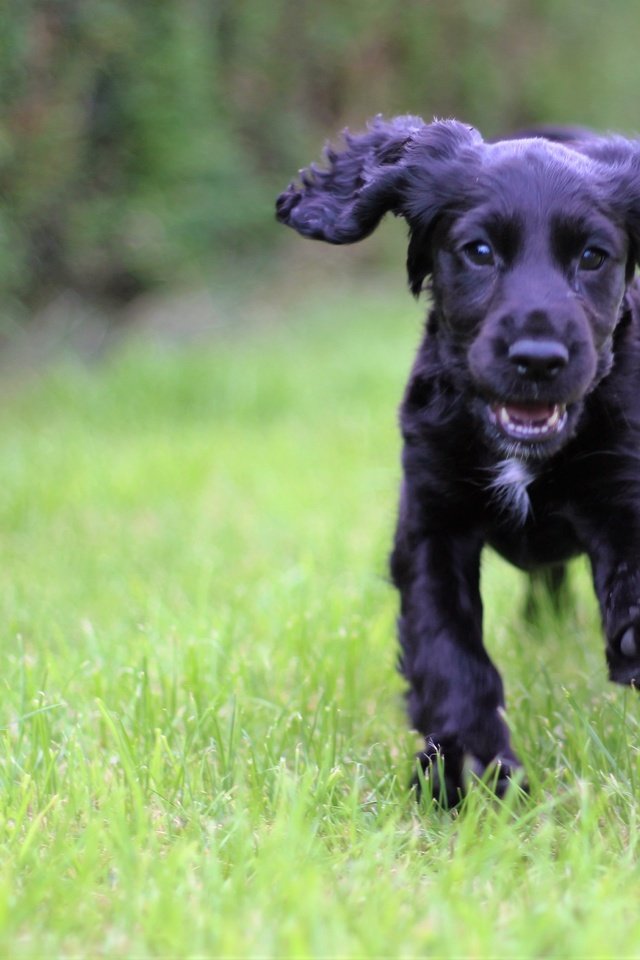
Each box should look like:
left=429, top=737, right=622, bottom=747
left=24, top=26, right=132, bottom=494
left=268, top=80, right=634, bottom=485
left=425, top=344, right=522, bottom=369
left=463, top=241, right=495, bottom=267
left=579, top=247, right=607, bottom=271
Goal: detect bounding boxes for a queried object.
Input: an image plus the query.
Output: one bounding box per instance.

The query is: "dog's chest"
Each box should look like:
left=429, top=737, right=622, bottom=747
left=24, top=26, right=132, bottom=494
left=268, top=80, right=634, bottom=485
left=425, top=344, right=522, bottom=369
left=486, top=459, right=536, bottom=525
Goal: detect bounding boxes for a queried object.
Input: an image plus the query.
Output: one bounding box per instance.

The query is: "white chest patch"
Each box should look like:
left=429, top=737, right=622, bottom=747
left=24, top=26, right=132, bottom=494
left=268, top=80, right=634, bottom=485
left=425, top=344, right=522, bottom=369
left=487, top=459, right=535, bottom=525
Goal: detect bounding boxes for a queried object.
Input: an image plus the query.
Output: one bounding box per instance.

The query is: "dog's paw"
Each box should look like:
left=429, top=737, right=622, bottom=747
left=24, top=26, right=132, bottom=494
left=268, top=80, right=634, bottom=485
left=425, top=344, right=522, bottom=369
left=411, top=742, right=527, bottom=808
left=411, top=742, right=465, bottom=808
left=608, top=624, right=640, bottom=687
left=467, top=754, right=529, bottom=799
left=411, top=744, right=529, bottom=810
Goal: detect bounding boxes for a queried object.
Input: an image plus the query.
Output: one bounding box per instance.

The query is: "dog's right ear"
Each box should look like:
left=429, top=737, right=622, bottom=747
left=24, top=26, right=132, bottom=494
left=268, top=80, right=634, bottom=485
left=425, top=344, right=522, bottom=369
left=276, top=116, right=481, bottom=247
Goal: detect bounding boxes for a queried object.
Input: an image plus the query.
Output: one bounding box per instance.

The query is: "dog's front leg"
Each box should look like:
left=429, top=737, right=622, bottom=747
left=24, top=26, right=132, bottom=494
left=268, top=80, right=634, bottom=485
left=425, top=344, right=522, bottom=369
left=589, top=537, right=640, bottom=687
left=393, top=532, right=521, bottom=805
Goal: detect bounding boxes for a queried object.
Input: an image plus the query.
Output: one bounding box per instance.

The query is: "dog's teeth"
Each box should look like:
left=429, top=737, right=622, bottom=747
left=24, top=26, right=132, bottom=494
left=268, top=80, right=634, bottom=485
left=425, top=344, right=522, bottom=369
left=620, top=627, right=637, bottom=657
left=493, top=403, right=567, bottom=442
left=498, top=407, right=512, bottom=428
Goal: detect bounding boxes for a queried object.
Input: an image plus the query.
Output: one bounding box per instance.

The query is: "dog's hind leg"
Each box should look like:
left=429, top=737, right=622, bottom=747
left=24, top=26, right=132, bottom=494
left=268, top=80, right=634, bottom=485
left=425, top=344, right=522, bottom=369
left=524, top=563, right=570, bottom=621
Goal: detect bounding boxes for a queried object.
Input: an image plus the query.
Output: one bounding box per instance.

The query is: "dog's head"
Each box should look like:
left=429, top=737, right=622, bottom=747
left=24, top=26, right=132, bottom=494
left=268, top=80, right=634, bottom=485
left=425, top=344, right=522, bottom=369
left=277, top=117, right=640, bottom=461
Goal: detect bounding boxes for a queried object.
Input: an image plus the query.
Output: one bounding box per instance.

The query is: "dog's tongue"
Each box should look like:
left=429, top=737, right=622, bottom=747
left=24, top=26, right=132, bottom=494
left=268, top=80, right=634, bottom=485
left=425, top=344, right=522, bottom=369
left=504, top=403, right=555, bottom=425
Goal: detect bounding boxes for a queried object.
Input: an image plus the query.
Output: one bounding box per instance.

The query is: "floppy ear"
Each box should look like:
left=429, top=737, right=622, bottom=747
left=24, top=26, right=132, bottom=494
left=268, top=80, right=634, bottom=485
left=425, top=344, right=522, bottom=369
left=276, top=116, right=481, bottom=249
left=611, top=145, right=640, bottom=280
left=575, top=137, right=640, bottom=281
left=276, top=115, right=425, bottom=243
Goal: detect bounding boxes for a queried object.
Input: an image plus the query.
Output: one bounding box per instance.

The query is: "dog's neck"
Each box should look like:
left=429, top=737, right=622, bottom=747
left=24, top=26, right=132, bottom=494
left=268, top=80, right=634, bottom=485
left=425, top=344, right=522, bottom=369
left=487, top=459, right=535, bottom=525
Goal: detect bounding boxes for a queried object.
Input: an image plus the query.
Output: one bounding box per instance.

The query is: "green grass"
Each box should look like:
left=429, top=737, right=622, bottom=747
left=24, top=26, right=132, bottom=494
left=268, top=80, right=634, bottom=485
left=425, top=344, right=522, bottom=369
left=1, top=280, right=640, bottom=957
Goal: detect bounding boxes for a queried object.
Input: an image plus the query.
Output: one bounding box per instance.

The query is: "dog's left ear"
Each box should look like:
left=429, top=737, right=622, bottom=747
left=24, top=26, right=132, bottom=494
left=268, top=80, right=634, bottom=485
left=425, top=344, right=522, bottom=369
left=276, top=116, right=481, bottom=251
left=615, top=146, right=640, bottom=281
left=578, top=137, right=640, bottom=281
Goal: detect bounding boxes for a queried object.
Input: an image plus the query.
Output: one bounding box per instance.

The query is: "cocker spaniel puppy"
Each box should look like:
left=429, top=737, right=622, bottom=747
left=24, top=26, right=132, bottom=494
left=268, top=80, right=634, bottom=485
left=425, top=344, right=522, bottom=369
left=277, top=116, right=640, bottom=804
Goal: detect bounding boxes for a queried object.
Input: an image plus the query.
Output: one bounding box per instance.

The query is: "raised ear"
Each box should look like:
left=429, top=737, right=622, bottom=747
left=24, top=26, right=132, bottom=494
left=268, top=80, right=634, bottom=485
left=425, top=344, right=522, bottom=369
left=276, top=116, right=481, bottom=247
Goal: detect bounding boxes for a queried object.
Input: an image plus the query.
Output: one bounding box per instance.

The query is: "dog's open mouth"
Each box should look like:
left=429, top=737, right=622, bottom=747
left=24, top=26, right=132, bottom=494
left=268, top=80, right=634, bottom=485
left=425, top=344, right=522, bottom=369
left=489, top=402, right=568, bottom=442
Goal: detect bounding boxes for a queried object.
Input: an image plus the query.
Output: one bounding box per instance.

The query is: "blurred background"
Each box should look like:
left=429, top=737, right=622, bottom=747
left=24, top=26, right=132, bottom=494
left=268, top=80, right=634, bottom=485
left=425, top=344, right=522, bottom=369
left=3, top=0, right=640, bottom=355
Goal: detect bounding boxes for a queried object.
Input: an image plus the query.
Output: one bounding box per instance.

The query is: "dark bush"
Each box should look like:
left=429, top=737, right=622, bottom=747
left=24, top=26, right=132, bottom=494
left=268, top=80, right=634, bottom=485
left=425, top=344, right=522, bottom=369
left=2, top=0, right=640, bottom=322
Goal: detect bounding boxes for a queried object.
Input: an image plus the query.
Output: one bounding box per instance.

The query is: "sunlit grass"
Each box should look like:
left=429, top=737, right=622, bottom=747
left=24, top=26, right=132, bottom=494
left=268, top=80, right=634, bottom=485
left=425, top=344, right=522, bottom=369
left=0, top=282, right=639, bottom=957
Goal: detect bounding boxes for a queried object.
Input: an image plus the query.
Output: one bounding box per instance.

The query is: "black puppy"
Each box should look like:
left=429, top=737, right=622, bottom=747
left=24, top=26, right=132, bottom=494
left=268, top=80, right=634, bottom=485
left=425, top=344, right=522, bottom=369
left=276, top=116, right=640, bottom=805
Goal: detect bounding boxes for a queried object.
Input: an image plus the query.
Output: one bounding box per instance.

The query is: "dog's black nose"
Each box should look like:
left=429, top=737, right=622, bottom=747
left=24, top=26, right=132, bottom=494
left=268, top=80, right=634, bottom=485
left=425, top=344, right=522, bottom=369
left=508, top=339, right=569, bottom=380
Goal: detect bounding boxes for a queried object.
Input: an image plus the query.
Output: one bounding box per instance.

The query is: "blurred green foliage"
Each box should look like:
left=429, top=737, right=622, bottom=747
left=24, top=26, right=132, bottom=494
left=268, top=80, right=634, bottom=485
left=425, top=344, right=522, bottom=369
left=2, top=0, right=640, bottom=321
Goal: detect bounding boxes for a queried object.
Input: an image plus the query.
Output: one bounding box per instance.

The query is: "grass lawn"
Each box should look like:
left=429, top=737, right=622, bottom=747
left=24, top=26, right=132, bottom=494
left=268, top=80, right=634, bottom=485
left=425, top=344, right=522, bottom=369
left=1, top=278, right=640, bottom=957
